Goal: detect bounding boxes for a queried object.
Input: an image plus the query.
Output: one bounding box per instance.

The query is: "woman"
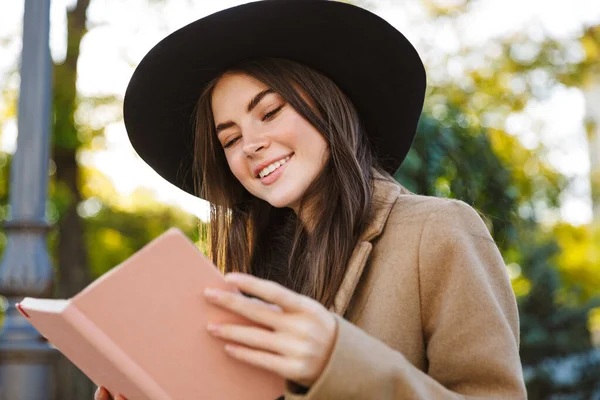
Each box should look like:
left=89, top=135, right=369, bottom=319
left=96, top=1, right=527, bottom=399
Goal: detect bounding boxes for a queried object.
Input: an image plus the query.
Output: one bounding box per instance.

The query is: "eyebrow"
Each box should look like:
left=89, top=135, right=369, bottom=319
left=215, top=88, right=275, bottom=135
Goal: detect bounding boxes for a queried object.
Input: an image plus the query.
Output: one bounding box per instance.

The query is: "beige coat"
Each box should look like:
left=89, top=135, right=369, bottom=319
left=284, top=177, right=527, bottom=399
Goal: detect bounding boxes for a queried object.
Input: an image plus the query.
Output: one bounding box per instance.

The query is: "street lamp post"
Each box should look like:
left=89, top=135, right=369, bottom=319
left=0, top=0, right=57, bottom=399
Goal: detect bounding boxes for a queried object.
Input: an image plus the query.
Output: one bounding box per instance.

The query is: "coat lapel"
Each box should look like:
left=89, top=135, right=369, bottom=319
left=330, top=241, right=373, bottom=315
left=329, top=177, right=402, bottom=316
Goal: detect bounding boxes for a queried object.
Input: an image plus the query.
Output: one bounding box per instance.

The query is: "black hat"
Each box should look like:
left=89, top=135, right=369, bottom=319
left=123, top=0, right=426, bottom=197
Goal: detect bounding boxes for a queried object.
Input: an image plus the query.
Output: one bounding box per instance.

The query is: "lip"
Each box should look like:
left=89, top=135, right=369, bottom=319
left=253, top=153, right=294, bottom=178
left=259, top=155, right=291, bottom=186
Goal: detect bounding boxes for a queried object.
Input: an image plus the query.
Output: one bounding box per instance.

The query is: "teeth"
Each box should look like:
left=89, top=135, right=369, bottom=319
left=259, top=156, right=290, bottom=178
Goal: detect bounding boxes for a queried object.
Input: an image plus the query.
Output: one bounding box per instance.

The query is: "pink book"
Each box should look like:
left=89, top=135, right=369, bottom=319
left=17, top=228, right=285, bottom=400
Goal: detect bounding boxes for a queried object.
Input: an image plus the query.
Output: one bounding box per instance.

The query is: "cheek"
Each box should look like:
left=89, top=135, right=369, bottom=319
left=225, top=152, right=250, bottom=182
left=319, top=138, right=330, bottom=162
left=298, top=128, right=329, bottom=163
left=288, top=117, right=326, bottom=151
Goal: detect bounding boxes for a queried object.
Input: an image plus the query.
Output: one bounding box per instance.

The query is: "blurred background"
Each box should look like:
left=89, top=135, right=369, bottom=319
left=0, top=0, right=599, bottom=398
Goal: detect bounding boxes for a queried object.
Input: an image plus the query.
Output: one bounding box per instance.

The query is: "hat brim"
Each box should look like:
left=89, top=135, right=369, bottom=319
left=123, top=0, right=426, bottom=197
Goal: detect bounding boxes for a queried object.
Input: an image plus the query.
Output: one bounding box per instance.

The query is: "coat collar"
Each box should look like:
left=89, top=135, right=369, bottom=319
left=358, top=176, right=405, bottom=242
left=330, top=175, right=404, bottom=315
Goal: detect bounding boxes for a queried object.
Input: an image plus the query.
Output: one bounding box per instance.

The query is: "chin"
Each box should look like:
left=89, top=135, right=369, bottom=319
left=265, top=197, right=295, bottom=209
left=263, top=191, right=301, bottom=210
left=250, top=185, right=304, bottom=211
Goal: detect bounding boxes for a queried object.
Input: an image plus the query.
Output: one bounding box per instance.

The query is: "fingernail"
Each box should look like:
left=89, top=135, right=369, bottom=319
left=95, top=387, right=108, bottom=400
left=204, top=288, right=220, bottom=298
left=224, top=273, right=242, bottom=282
left=207, top=323, right=220, bottom=333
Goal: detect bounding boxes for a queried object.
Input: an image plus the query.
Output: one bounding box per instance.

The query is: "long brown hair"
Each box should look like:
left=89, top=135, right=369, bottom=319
left=193, top=58, right=385, bottom=309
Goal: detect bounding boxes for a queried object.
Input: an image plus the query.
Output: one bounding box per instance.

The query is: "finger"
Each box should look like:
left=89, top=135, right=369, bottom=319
left=224, top=273, right=310, bottom=312
left=224, top=344, right=300, bottom=380
left=209, top=324, right=301, bottom=355
left=205, top=289, right=282, bottom=328
left=115, top=395, right=128, bottom=400
left=248, top=297, right=283, bottom=313
left=94, top=387, right=112, bottom=400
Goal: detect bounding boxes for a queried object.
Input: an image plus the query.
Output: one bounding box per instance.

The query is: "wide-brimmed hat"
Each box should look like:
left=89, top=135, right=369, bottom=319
left=123, top=0, right=426, bottom=197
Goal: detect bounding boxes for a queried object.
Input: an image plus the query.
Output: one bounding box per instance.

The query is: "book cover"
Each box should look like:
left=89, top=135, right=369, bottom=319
left=17, top=228, right=285, bottom=400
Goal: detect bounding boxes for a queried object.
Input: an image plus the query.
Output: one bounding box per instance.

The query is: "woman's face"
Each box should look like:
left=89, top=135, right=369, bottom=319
left=211, top=73, right=329, bottom=213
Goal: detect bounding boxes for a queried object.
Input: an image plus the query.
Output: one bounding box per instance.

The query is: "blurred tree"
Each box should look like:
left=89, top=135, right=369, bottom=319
left=0, top=86, right=15, bottom=256
left=50, top=0, right=99, bottom=396
left=79, top=166, right=199, bottom=278
left=390, top=5, right=600, bottom=395
left=581, top=26, right=600, bottom=224
left=516, top=223, right=600, bottom=398
left=552, top=222, right=600, bottom=301
left=48, top=0, right=198, bottom=397
left=413, top=1, right=600, bottom=231
left=52, top=0, right=91, bottom=299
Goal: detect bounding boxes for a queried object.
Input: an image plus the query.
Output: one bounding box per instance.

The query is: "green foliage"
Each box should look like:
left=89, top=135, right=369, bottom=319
left=397, top=108, right=518, bottom=251
left=50, top=164, right=201, bottom=279
left=53, top=64, right=80, bottom=150
left=518, top=225, right=600, bottom=398
left=552, top=223, right=600, bottom=302
left=419, top=0, right=478, bottom=19
left=517, top=228, right=598, bottom=363
left=83, top=202, right=199, bottom=279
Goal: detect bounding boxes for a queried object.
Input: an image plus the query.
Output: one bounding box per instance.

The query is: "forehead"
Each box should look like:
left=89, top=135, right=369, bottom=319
left=211, top=73, right=268, bottom=108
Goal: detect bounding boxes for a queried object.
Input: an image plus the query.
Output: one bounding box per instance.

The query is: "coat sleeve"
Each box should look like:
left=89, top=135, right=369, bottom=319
left=284, top=200, right=527, bottom=399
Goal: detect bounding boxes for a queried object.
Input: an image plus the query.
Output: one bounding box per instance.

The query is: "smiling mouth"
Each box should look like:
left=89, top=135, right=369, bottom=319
left=257, top=155, right=292, bottom=179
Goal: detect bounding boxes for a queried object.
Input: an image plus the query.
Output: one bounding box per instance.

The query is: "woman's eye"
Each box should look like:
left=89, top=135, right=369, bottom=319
left=223, top=137, right=239, bottom=149
left=262, top=105, right=283, bottom=122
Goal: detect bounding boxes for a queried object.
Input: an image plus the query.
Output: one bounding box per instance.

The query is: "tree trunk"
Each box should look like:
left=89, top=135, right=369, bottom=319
left=53, top=147, right=95, bottom=399
left=584, top=83, right=600, bottom=223
left=52, top=0, right=95, bottom=398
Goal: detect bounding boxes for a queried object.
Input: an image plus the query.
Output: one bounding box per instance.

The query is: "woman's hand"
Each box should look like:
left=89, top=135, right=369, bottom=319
left=204, top=273, right=338, bottom=389
left=94, top=386, right=127, bottom=400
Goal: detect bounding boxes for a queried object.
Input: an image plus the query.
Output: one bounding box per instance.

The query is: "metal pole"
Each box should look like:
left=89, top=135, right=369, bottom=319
left=0, top=0, right=57, bottom=399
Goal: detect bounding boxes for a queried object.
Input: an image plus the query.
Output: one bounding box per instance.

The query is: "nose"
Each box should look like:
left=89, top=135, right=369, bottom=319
left=242, top=127, right=271, bottom=157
